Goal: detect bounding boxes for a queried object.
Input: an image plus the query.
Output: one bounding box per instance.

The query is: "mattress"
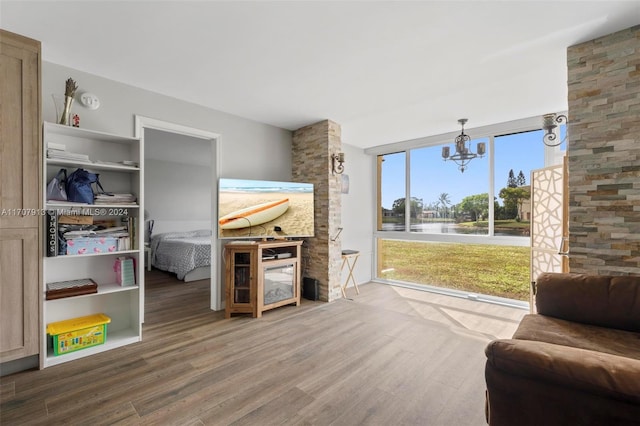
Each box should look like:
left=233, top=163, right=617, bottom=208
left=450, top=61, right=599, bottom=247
left=150, top=230, right=211, bottom=280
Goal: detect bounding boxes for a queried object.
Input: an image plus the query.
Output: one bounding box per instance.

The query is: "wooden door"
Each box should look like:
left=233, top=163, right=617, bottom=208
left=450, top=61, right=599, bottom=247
left=0, top=30, right=41, bottom=362
left=0, top=229, right=39, bottom=360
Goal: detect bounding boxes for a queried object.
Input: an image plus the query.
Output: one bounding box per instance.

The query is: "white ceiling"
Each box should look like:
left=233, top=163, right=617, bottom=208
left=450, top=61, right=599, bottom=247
left=2, top=1, right=639, bottom=149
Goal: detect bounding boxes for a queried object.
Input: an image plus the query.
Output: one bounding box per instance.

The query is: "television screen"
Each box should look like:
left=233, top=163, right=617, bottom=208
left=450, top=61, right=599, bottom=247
left=218, top=178, right=314, bottom=239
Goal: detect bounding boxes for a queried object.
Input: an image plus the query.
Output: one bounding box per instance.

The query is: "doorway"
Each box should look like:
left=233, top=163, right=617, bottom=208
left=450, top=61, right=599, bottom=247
left=134, top=116, right=220, bottom=322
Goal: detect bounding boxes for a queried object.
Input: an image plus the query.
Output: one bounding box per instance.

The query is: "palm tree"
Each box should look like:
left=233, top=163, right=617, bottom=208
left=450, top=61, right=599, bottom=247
left=438, top=192, right=451, bottom=220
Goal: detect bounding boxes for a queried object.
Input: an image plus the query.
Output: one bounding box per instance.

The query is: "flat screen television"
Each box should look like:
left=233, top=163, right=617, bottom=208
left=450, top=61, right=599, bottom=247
left=218, top=178, right=314, bottom=239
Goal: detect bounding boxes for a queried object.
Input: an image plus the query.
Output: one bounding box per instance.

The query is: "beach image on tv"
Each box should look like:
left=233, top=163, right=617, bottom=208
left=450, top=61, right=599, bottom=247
left=218, top=178, right=314, bottom=239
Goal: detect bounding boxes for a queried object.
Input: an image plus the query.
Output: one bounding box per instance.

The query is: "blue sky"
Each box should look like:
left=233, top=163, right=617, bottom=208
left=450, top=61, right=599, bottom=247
left=381, top=129, right=562, bottom=209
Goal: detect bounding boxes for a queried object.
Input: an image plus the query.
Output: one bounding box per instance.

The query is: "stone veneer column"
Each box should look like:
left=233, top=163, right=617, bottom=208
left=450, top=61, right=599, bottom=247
left=292, top=120, right=342, bottom=301
left=567, top=25, right=640, bottom=275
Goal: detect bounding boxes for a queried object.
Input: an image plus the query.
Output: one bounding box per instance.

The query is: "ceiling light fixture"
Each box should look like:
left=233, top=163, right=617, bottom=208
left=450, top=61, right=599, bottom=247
left=441, top=119, right=485, bottom=173
left=542, top=113, right=568, bottom=147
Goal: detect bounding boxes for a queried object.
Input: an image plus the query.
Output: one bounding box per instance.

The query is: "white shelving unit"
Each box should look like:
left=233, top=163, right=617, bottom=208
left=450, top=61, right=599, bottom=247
left=41, top=122, right=144, bottom=369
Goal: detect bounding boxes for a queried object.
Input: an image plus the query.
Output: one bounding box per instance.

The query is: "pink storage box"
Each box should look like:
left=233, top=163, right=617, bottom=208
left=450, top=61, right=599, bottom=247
left=66, top=237, right=118, bottom=255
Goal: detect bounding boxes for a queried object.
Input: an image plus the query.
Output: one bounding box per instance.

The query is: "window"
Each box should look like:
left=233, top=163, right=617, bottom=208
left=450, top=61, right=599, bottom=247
left=494, top=130, right=545, bottom=228
left=377, top=240, right=530, bottom=301
left=377, top=151, right=406, bottom=231
left=372, top=116, right=564, bottom=303
left=410, top=138, right=489, bottom=235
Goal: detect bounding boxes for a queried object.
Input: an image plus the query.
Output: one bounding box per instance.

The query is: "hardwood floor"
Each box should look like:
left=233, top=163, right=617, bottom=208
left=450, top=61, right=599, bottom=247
left=1, top=270, right=525, bottom=425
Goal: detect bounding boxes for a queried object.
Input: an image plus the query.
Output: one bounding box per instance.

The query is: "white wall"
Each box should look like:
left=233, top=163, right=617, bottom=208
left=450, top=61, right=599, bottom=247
left=340, top=143, right=375, bottom=286
left=145, top=159, right=211, bottom=226
left=42, top=62, right=293, bottom=180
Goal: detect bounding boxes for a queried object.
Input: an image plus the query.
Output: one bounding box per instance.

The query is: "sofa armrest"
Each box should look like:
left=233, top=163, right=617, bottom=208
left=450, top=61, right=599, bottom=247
left=535, top=273, right=640, bottom=331
left=485, top=339, right=640, bottom=405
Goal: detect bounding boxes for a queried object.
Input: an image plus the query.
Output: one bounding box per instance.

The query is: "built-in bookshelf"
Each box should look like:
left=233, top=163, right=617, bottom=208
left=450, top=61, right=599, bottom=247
left=41, top=122, right=143, bottom=368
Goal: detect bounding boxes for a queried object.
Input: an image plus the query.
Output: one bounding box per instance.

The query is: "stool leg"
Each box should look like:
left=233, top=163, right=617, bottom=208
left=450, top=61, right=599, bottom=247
left=340, top=257, right=348, bottom=298
left=346, top=257, right=359, bottom=294
left=350, top=256, right=360, bottom=294
left=341, top=254, right=360, bottom=297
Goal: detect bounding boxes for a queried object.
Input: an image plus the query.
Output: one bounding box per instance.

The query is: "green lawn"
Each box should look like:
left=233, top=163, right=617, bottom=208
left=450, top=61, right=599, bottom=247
left=378, top=240, right=530, bottom=301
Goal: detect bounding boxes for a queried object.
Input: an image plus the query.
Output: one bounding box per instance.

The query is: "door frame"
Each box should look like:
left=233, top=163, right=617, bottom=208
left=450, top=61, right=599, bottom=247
left=134, top=116, right=222, bottom=320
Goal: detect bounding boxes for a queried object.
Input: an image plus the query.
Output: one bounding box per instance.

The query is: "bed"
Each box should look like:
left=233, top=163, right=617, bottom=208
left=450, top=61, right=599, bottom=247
left=150, top=229, right=212, bottom=282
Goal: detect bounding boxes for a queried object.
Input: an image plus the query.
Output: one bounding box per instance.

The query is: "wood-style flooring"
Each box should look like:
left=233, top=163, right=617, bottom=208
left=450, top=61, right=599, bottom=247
left=1, top=269, right=525, bottom=425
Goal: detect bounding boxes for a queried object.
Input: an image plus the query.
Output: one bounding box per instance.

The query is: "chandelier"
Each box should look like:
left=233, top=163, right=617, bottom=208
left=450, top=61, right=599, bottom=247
left=542, top=113, right=567, bottom=147
left=441, top=118, right=486, bottom=173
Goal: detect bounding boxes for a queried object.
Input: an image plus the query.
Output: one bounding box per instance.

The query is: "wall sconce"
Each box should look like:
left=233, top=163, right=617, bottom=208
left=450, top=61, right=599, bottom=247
left=331, top=152, right=345, bottom=175
left=542, top=113, right=568, bottom=147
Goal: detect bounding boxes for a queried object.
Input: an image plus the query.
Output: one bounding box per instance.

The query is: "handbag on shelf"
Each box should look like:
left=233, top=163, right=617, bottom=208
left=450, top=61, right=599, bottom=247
left=46, top=168, right=68, bottom=201
left=66, top=168, right=106, bottom=204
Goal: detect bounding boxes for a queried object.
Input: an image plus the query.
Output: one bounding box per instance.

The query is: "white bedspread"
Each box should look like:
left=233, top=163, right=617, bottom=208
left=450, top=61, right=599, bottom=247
left=150, top=230, right=211, bottom=280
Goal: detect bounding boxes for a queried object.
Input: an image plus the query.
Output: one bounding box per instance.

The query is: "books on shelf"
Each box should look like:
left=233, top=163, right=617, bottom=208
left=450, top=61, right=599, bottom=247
left=46, top=200, right=90, bottom=206
left=94, top=226, right=127, bottom=234
left=94, top=193, right=137, bottom=204
left=94, top=160, right=139, bottom=168
left=127, top=216, right=138, bottom=250
left=47, top=148, right=90, bottom=162
left=47, top=142, right=66, bottom=151
left=59, top=215, right=93, bottom=225
left=46, top=211, right=58, bottom=257
left=47, top=143, right=138, bottom=168
left=46, top=278, right=98, bottom=300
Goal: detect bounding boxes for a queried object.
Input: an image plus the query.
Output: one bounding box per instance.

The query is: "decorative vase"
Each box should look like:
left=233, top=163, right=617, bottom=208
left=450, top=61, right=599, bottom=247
left=53, top=94, right=74, bottom=125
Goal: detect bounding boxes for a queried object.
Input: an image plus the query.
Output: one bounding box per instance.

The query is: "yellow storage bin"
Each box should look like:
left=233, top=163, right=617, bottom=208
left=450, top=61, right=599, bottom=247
left=47, top=313, right=111, bottom=356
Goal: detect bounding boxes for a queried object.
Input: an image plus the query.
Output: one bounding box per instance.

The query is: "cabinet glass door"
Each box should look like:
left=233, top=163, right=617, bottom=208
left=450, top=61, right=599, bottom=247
left=263, top=263, right=294, bottom=305
left=233, top=252, right=251, bottom=304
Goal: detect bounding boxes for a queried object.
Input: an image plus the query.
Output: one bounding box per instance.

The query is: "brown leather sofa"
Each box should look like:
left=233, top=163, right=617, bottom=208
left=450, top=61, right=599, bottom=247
left=484, top=272, right=640, bottom=426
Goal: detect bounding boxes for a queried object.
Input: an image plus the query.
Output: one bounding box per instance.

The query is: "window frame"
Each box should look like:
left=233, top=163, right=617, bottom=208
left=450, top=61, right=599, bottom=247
left=365, top=111, right=568, bottom=302
left=368, top=115, right=566, bottom=279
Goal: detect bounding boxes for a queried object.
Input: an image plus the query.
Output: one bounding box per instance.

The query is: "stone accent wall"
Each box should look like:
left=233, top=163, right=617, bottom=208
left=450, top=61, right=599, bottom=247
left=567, top=25, right=640, bottom=275
left=292, top=120, right=343, bottom=301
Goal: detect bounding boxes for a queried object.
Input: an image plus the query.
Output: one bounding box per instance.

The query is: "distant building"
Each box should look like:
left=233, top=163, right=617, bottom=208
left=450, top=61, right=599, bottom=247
left=421, top=210, right=437, bottom=219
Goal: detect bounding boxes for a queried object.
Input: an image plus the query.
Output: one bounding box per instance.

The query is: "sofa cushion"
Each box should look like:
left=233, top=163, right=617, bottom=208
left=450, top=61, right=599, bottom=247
left=485, top=339, right=640, bottom=405
left=514, top=314, right=640, bottom=360
left=536, top=273, right=640, bottom=331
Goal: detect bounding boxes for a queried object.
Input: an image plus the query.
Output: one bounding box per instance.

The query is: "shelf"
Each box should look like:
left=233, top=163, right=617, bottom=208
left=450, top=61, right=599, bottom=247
left=42, top=121, right=143, bottom=369
left=44, top=328, right=141, bottom=368
left=46, top=202, right=139, bottom=209
left=262, top=258, right=297, bottom=266
left=44, top=283, right=138, bottom=302
left=46, top=249, right=140, bottom=259
left=44, top=122, right=139, bottom=144
left=46, top=158, right=140, bottom=172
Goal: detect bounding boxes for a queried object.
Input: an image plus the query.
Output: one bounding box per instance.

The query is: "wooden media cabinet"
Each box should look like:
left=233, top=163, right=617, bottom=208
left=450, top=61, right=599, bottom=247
left=224, top=240, right=303, bottom=318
